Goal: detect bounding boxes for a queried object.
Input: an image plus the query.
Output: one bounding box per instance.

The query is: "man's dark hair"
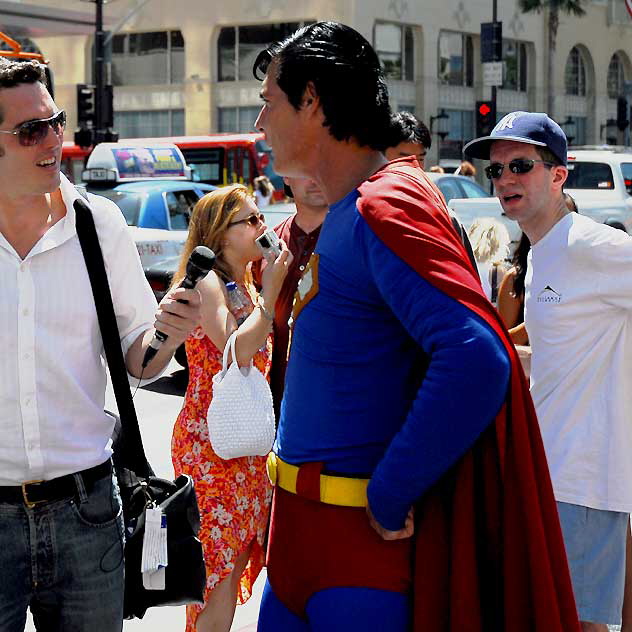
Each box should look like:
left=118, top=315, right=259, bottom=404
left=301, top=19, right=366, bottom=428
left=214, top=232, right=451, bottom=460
left=0, top=57, right=46, bottom=123
left=512, top=232, right=531, bottom=299
left=387, top=111, right=431, bottom=150
left=535, top=145, right=562, bottom=167
left=253, top=22, right=392, bottom=150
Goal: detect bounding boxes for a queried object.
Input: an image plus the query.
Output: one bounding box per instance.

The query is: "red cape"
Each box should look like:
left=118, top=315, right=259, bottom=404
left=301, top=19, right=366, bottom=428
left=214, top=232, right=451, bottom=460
left=357, top=158, right=580, bottom=632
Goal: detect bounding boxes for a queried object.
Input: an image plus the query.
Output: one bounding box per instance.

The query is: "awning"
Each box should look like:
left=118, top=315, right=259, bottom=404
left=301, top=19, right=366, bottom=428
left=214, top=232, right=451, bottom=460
left=0, top=1, right=111, bottom=36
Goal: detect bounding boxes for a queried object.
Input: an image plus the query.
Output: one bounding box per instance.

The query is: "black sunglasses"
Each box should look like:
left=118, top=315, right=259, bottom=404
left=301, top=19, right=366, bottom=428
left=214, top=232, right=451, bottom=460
left=228, top=212, right=265, bottom=227
left=484, top=158, right=554, bottom=180
left=0, top=110, right=66, bottom=147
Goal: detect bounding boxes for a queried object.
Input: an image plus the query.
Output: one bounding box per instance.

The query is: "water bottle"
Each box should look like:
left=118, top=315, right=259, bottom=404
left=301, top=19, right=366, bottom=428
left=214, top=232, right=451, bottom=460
left=226, top=281, right=250, bottom=325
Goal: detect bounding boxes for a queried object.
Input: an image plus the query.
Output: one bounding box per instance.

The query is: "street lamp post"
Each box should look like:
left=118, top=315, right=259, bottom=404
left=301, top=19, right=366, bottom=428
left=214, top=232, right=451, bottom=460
left=80, top=0, right=118, bottom=144
left=93, top=0, right=105, bottom=143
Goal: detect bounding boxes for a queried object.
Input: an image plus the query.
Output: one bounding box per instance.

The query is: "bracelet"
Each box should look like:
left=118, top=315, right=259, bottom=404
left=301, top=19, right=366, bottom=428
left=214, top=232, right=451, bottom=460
left=257, top=295, right=275, bottom=321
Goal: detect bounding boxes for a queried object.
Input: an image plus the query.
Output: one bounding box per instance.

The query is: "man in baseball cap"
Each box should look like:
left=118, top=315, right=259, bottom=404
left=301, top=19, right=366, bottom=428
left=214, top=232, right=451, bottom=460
left=467, top=111, right=632, bottom=632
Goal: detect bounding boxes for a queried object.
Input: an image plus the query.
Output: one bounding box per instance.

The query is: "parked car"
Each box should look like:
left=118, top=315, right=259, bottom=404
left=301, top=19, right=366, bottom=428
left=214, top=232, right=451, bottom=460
left=90, top=180, right=217, bottom=231
left=565, top=147, right=632, bottom=232
left=425, top=172, right=491, bottom=203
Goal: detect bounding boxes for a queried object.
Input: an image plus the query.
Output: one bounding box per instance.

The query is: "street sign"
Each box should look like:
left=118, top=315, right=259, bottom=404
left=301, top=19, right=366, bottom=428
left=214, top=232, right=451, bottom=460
left=481, top=22, right=502, bottom=63
left=483, top=62, right=504, bottom=87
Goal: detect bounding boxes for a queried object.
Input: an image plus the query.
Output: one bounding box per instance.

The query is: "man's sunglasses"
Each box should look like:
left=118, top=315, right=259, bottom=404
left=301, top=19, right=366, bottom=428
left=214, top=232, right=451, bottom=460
left=228, top=212, right=265, bottom=227
left=484, top=158, right=554, bottom=180
left=0, top=110, right=66, bottom=147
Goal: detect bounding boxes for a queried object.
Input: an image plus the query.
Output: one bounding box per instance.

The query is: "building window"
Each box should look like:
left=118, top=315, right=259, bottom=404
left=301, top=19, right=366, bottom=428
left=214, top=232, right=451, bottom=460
left=374, top=22, right=414, bottom=81
left=607, top=53, right=626, bottom=99
left=438, top=31, right=474, bottom=87
left=111, top=30, right=185, bottom=86
left=573, top=116, right=587, bottom=145
left=114, top=109, right=185, bottom=137
left=565, top=46, right=586, bottom=96
left=503, top=40, right=527, bottom=92
left=218, top=23, right=314, bottom=82
left=439, top=109, right=474, bottom=159
left=218, top=106, right=262, bottom=133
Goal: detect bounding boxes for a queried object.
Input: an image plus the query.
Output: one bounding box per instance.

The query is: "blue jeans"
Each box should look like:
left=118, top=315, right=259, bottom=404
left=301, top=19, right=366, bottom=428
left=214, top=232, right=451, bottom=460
left=0, top=466, right=125, bottom=632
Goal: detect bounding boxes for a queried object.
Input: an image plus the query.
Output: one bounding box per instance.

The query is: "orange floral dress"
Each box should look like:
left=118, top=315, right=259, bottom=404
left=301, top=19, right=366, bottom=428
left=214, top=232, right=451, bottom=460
left=171, top=294, right=273, bottom=632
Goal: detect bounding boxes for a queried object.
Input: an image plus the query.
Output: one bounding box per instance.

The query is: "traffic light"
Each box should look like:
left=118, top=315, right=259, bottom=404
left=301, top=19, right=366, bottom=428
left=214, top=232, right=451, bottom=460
left=76, top=83, right=95, bottom=127
left=74, top=127, right=94, bottom=149
left=476, top=100, right=497, bottom=137
left=617, top=97, right=629, bottom=131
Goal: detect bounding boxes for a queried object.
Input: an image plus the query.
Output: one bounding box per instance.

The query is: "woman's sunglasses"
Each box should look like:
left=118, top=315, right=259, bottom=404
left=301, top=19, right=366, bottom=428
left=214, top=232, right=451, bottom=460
left=484, top=158, right=554, bottom=180
left=0, top=110, right=66, bottom=147
left=228, top=212, right=265, bottom=227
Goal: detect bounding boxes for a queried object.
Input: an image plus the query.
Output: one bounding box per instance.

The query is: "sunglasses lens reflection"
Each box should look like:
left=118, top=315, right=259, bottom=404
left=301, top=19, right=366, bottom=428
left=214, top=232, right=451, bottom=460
left=485, top=159, right=536, bottom=180
left=19, top=111, right=66, bottom=146
left=510, top=159, right=535, bottom=174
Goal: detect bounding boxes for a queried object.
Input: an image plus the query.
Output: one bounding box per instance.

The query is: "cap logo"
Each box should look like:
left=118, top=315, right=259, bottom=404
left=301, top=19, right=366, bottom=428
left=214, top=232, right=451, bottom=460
left=494, top=113, right=519, bottom=132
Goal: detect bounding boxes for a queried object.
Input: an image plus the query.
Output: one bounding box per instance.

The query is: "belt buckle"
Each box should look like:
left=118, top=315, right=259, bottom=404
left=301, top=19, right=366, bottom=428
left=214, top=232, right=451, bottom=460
left=21, top=480, right=44, bottom=509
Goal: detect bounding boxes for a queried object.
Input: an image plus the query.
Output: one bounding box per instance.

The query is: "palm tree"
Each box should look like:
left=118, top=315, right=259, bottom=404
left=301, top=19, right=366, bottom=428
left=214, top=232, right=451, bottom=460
left=518, top=0, right=586, bottom=117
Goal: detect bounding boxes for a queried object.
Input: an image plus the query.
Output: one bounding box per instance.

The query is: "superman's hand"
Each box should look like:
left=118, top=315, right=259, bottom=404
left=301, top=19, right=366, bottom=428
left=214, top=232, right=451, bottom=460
left=366, top=505, right=414, bottom=540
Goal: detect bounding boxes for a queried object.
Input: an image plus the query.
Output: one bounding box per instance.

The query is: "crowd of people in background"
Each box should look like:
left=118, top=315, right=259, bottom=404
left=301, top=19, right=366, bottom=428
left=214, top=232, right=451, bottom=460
left=1, top=18, right=631, bottom=632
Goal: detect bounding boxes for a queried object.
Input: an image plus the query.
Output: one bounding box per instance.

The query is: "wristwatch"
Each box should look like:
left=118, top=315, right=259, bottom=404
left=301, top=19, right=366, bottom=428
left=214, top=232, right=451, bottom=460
left=257, top=295, right=275, bottom=321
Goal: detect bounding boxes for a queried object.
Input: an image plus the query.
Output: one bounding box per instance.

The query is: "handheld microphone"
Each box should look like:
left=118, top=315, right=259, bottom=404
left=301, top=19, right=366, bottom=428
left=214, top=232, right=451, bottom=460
left=142, top=245, right=216, bottom=368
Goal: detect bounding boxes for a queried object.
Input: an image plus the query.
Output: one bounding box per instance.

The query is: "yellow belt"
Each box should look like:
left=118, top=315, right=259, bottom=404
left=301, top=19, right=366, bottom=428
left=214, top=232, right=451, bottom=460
left=266, top=452, right=368, bottom=508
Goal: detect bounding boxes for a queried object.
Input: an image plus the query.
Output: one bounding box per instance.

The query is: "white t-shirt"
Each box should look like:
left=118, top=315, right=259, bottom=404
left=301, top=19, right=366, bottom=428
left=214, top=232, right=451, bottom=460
left=0, top=174, right=158, bottom=484
left=525, top=213, right=632, bottom=512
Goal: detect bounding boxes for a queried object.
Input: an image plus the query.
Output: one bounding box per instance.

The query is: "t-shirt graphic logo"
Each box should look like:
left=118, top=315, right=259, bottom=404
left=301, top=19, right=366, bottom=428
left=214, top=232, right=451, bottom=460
left=494, top=113, right=519, bottom=132
left=537, top=285, right=562, bottom=303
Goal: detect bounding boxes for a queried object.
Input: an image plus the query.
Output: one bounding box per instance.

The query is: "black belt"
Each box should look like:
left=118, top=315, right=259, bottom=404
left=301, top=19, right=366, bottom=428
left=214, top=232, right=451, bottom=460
left=0, top=460, right=112, bottom=509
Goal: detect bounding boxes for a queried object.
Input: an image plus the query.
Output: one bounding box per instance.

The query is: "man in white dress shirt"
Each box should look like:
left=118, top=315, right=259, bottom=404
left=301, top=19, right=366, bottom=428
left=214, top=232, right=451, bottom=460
left=0, top=59, right=201, bottom=630
left=465, top=111, right=632, bottom=632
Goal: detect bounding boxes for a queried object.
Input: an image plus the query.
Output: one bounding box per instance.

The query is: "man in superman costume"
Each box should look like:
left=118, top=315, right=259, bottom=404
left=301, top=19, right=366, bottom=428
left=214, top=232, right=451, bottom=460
left=253, top=22, right=580, bottom=632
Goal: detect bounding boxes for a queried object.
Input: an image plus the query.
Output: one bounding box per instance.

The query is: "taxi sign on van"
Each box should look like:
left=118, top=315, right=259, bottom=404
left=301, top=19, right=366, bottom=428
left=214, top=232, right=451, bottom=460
left=83, top=142, right=190, bottom=183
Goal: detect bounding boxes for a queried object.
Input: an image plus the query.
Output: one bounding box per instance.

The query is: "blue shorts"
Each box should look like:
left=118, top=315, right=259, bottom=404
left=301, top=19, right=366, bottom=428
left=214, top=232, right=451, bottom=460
left=557, top=501, right=629, bottom=625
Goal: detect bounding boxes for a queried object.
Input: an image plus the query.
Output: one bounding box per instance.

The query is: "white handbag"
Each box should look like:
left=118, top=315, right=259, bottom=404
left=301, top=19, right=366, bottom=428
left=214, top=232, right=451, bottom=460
left=207, top=331, right=276, bottom=459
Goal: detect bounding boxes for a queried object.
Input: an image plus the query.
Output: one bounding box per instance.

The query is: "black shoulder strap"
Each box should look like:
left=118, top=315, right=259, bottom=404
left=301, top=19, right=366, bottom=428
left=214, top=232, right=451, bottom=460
left=491, top=264, right=499, bottom=304
left=74, top=195, right=153, bottom=477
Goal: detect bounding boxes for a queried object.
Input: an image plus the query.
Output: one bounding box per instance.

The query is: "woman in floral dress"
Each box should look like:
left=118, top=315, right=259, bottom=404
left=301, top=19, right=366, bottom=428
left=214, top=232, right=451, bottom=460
left=171, top=184, right=292, bottom=632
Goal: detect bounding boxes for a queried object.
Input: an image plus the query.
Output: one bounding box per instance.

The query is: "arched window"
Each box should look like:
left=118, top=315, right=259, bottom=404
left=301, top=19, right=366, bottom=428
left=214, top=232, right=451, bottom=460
left=374, top=22, right=414, bottom=81
left=111, top=31, right=184, bottom=85
left=607, top=52, right=626, bottom=99
left=564, top=46, right=586, bottom=96
left=438, top=31, right=474, bottom=87
left=503, top=40, right=528, bottom=91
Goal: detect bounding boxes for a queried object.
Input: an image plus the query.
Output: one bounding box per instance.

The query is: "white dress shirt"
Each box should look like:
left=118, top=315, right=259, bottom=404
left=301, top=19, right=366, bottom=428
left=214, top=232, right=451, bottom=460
left=0, top=174, right=158, bottom=485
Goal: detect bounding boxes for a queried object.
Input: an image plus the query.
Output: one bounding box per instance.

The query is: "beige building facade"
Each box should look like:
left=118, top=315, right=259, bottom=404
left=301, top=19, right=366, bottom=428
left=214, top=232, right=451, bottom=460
left=4, top=0, right=632, bottom=165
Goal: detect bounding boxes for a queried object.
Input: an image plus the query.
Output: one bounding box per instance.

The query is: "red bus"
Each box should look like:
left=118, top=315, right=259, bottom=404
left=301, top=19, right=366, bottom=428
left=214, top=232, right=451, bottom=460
left=61, top=141, right=91, bottom=183
left=61, top=132, right=284, bottom=199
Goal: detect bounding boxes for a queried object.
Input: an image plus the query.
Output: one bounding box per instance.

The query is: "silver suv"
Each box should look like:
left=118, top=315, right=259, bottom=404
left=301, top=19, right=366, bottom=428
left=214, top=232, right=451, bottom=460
left=564, top=146, right=632, bottom=232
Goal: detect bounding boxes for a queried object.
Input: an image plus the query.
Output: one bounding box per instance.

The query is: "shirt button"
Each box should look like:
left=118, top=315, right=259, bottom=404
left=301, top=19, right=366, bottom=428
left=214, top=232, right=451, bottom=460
left=24, top=353, right=30, bottom=360
left=22, top=308, right=29, bottom=317
left=24, top=398, right=31, bottom=406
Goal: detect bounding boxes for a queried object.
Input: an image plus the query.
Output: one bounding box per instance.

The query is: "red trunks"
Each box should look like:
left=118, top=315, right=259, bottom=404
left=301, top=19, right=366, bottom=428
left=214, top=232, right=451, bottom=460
left=266, top=485, right=413, bottom=618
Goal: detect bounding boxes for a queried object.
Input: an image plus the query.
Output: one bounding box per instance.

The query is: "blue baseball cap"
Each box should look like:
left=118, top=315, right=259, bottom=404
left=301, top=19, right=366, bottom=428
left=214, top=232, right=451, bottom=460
left=463, top=111, right=567, bottom=166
